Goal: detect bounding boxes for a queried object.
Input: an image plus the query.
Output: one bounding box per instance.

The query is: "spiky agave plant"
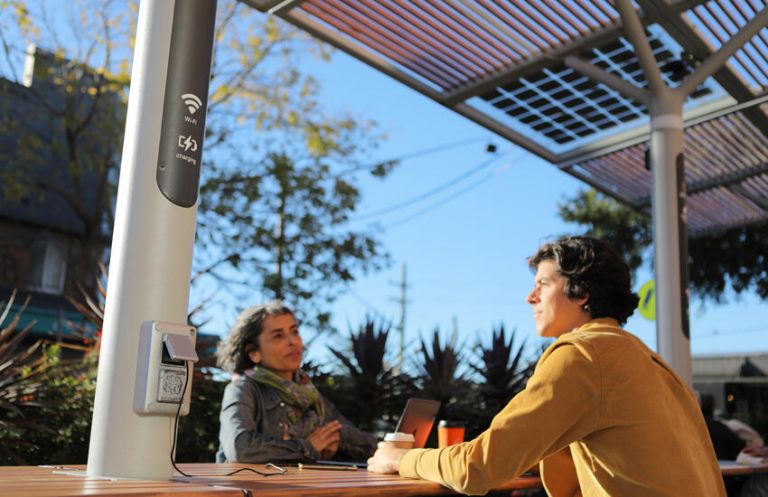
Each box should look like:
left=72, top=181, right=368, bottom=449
left=470, top=324, right=537, bottom=433
left=0, top=290, right=55, bottom=464
left=323, top=317, right=411, bottom=433
left=414, top=328, right=474, bottom=439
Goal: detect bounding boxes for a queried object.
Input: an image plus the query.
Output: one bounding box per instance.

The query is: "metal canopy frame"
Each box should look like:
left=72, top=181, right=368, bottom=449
left=244, top=0, right=768, bottom=237
left=82, top=0, right=768, bottom=480
left=240, top=0, right=768, bottom=383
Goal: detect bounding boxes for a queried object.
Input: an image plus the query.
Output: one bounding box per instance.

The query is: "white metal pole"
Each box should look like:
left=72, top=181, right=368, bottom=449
left=87, top=0, right=216, bottom=479
left=649, top=89, right=692, bottom=385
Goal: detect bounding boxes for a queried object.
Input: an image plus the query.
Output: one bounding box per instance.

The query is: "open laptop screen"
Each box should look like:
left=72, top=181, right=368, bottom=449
left=394, top=398, right=441, bottom=449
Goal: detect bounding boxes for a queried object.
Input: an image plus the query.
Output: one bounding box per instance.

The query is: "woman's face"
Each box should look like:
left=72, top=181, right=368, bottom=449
left=249, top=313, right=303, bottom=380
left=526, top=260, right=590, bottom=338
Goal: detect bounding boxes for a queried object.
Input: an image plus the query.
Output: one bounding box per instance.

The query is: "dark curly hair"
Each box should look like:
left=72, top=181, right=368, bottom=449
left=215, top=301, right=294, bottom=373
left=528, top=236, right=639, bottom=325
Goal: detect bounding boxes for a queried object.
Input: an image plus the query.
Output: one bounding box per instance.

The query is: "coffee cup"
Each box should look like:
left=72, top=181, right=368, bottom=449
left=383, top=432, right=415, bottom=449
left=437, top=420, right=465, bottom=448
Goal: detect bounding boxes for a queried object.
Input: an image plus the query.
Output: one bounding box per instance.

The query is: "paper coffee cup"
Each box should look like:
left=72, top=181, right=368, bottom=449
left=383, top=432, right=415, bottom=449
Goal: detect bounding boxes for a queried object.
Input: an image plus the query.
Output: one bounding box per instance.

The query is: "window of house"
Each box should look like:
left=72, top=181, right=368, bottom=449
left=27, top=236, right=68, bottom=294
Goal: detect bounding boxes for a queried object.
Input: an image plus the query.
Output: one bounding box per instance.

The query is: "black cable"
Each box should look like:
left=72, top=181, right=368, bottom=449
left=382, top=150, right=527, bottom=229
left=336, top=136, right=488, bottom=178
left=169, top=366, right=287, bottom=479
left=353, top=151, right=507, bottom=221
left=170, top=364, right=193, bottom=477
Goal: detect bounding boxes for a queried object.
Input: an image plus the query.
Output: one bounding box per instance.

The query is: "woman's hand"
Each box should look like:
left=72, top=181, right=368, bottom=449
left=308, top=421, right=342, bottom=458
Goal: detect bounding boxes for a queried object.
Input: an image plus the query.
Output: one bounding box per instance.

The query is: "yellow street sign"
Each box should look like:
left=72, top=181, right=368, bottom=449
left=638, top=279, right=655, bottom=321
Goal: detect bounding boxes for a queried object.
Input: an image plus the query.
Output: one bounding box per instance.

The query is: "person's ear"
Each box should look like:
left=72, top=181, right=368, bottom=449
left=248, top=350, right=261, bottom=365
left=578, top=295, right=590, bottom=311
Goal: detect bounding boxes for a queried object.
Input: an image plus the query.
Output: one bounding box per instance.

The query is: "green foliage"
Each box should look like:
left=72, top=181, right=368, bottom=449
left=319, top=318, right=413, bottom=432
left=469, top=325, right=537, bottom=436
left=175, top=368, right=227, bottom=462
left=2, top=0, right=390, bottom=335
left=0, top=2, right=132, bottom=294
left=0, top=288, right=98, bottom=466
left=198, top=151, right=388, bottom=334
left=193, top=1, right=390, bottom=334
left=687, top=225, right=768, bottom=301
left=0, top=292, right=54, bottom=464
left=414, top=329, right=474, bottom=431
left=10, top=354, right=97, bottom=465
left=558, top=188, right=768, bottom=302
left=558, top=189, right=651, bottom=273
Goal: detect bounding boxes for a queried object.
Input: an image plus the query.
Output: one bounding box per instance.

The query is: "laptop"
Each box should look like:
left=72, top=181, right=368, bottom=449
left=393, top=398, right=441, bottom=449
left=313, top=397, right=441, bottom=469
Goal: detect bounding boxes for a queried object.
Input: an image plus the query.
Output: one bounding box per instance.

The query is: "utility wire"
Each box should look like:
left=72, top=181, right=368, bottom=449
left=383, top=151, right=527, bottom=229
left=336, top=136, right=489, bottom=177
left=354, top=150, right=509, bottom=221
left=383, top=172, right=496, bottom=229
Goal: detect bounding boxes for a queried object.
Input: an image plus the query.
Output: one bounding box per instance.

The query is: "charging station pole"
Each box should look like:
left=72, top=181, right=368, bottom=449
left=87, top=0, right=217, bottom=479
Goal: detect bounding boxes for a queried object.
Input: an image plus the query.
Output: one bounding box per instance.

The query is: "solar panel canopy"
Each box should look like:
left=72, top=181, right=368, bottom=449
left=244, top=0, right=768, bottom=237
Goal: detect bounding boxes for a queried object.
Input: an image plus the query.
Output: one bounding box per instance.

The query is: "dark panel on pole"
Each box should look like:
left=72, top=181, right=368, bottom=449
left=156, top=0, right=218, bottom=208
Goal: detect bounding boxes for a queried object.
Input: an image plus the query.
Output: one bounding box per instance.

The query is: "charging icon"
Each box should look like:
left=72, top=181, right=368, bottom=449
left=178, top=135, right=198, bottom=152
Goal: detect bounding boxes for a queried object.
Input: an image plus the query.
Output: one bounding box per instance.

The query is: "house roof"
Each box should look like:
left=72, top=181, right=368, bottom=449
left=244, top=0, right=768, bottom=236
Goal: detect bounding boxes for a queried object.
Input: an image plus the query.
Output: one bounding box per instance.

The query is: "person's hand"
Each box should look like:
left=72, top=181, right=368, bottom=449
left=367, top=441, right=411, bottom=474
left=320, top=439, right=340, bottom=460
left=308, top=421, right=342, bottom=456
left=742, top=447, right=768, bottom=460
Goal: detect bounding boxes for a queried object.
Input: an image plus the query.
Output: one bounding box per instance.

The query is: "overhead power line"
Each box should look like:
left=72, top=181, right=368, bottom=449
left=336, top=136, right=490, bottom=177
left=354, top=150, right=509, bottom=221
left=384, top=151, right=528, bottom=229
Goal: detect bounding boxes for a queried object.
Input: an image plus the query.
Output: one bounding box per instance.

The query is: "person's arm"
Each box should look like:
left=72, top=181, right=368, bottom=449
left=397, top=341, right=601, bottom=495
left=322, top=396, right=377, bottom=460
left=218, top=379, right=317, bottom=463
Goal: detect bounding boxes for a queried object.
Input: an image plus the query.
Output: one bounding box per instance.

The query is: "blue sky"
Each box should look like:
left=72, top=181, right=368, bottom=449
left=290, top=47, right=768, bottom=366
left=6, top=2, right=763, bottom=367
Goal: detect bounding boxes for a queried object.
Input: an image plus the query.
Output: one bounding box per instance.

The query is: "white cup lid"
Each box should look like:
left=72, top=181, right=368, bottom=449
left=384, top=432, right=415, bottom=443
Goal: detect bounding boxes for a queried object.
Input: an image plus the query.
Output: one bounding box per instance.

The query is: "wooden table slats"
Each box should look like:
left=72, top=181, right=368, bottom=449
left=0, top=463, right=542, bottom=497
left=3, top=461, right=766, bottom=497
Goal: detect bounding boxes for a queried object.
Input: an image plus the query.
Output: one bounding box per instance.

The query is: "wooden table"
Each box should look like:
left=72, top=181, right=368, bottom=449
left=0, top=463, right=543, bottom=497
left=719, top=460, right=768, bottom=477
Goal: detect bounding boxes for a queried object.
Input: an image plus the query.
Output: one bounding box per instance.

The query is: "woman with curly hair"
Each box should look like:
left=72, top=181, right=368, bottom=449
left=216, top=301, right=376, bottom=464
left=369, top=236, right=725, bottom=497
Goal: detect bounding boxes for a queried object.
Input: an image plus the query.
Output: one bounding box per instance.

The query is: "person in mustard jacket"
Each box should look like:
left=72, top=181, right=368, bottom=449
left=368, top=236, right=726, bottom=497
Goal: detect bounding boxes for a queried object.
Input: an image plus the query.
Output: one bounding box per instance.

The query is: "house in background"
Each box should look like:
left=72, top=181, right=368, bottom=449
left=694, top=353, right=768, bottom=437
left=0, top=44, right=122, bottom=347
left=0, top=45, right=221, bottom=361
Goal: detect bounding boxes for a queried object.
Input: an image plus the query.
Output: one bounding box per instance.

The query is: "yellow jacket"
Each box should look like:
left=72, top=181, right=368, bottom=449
left=399, top=318, right=726, bottom=496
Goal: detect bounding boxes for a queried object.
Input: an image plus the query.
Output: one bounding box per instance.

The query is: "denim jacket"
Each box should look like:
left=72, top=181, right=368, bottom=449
left=216, top=375, right=377, bottom=463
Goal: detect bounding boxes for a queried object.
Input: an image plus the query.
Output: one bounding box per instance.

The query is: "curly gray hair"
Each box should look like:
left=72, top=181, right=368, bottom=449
left=215, top=301, right=294, bottom=373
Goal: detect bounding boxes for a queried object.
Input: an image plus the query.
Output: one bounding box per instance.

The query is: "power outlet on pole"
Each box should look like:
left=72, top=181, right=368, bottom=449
left=134, top=321, right=198, bottom=416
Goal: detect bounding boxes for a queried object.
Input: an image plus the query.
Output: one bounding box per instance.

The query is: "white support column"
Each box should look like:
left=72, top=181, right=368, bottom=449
left=87, top=0, right=216, bottom=479
left=614, top=0, right=692, bottom=383
left=649, top=90, right=692, bottom=385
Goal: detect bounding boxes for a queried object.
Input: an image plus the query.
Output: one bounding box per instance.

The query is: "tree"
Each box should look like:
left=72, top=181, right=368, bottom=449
left=191, top=2, right=389, bottom=333
left=198, top=150, right=388, bottom=332
left=1, top=0, right=391, bottom=333
left=0, top=1, right=133, bottom=295
left=559, top=188, right=768, bottom=301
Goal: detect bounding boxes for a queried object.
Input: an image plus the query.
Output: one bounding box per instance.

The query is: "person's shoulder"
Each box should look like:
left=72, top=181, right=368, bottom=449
left=225, top=374, right=259, bottom=394
left=566, top=319, right=642, bottom=349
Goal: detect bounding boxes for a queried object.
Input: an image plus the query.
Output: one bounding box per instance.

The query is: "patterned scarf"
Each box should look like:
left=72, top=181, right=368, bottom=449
left=244, top=366, right=325, bottom=438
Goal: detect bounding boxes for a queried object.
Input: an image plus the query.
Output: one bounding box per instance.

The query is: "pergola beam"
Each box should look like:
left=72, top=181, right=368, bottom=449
left=639, top=0, right=768, bottom=134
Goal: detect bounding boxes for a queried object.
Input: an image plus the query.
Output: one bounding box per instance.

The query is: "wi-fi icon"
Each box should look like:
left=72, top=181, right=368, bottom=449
left=181, top=93, right=202, bottom=115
